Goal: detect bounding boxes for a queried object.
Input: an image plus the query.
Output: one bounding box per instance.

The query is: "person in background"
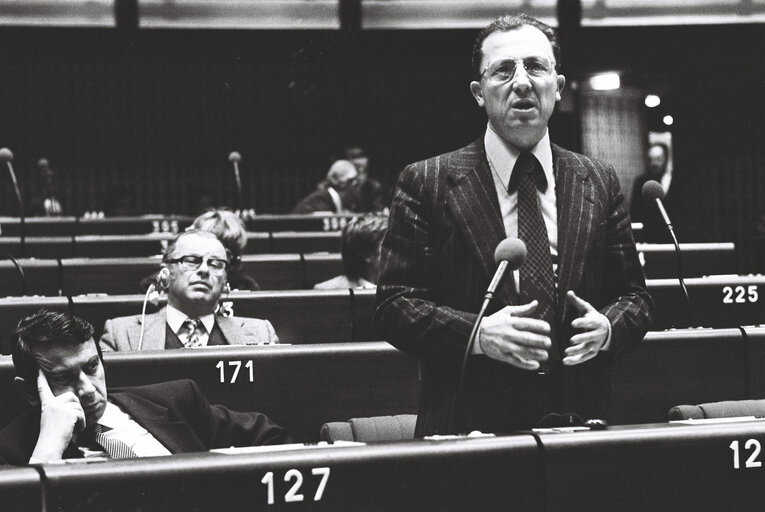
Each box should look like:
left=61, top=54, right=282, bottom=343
left=103, top=230, right=278, bottom=351
left=27, top=158, right=64, bottom=217
left=630, top=142, right=678, bottom=243
left=375, top=14, right=653, bottom=436
left=314, top=214, right=388, bottom=289
left=190, top=209, right=259, bottom=291
left=0, top=309, right=289, bottom=465
left=292, top=159, right=361, bottom=214
left=141, top=209, right=260, bottom=292
left=343, top=146, right=390, bottom=213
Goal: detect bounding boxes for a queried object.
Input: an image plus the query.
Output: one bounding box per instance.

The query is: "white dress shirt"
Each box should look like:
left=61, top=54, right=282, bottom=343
left=166, top=304, right=215, bottom=347
left=96, top=402, right=171, bottom=457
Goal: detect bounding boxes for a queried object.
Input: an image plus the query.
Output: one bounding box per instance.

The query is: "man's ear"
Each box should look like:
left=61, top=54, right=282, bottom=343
left=469, top=81, right=485, bottom=107
left=14, top=376, right=39, bottom=406
left=555, top=74, right=566, bottom=102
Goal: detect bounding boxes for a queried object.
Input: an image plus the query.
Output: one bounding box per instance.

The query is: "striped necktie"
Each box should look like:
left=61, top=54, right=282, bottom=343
left=513, top=151, right=558, bottom=370
left=94, top=424, right=138, bottom=459
left=181, top=318, right=204, bottom=348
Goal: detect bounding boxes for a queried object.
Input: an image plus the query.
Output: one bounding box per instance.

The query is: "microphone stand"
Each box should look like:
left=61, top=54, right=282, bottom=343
left=655, top=198, right=692, bottom=327
left=3, top=153, right=25, bottom=257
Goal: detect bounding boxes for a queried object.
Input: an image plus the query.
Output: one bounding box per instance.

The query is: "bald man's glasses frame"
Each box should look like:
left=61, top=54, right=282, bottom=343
left=166, top=255, right=229, bottom=274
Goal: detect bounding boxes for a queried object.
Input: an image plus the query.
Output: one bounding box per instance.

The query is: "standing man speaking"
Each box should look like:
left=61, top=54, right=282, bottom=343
left=375, top=14, right=653, bottom=436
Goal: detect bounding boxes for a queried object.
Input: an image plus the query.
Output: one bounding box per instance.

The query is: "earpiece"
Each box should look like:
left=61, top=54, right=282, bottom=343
left=224, top=282, right=231, bottom=295
left=156, top=267, right=170, bottom=291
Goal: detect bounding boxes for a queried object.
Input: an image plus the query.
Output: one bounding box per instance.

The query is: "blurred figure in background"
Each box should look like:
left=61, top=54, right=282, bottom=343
left=27, top=158, right=64, bottom=217
left=314, top=214, right=387, bottom=289
left=343, top=146, right=390, bottom=213
left=630, top=142, right=677, bottom=243
left=292, top=159, right=361, bottom=214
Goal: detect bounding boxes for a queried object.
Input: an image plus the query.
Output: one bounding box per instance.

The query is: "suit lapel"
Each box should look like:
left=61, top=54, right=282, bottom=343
left=445, top=138, right=517, bottom=305
left=216, top=316, right=240, bottom=344
left=554, top=144, right=596, bottom=321
left=128, top=309, right=167, bottom=350
left=109, top=391, right=206, bottom=454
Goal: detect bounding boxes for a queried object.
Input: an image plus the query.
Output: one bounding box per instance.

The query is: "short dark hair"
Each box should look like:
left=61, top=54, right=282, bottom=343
left=341, top=215, right=388, bottom=280
left=471, top=14, right=560, bottom=81
left=163, top=229, right=233, bottom=266
left=13, top=309, right=96, bottom=383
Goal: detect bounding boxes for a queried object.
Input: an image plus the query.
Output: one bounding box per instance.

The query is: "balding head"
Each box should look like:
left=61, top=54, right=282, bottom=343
left=326, top=160, right=359, bottom=190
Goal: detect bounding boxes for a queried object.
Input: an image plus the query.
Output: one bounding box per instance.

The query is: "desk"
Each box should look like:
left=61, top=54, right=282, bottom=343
left=637, top=242, right=736, bottom=278
left=0, top=342, right=420, bottom=442
left=0, top=466, right=42, bottom=511
left=648, top=275, right=765, bottom=329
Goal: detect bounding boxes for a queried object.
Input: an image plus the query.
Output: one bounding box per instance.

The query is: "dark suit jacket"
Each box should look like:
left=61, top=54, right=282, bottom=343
left=375, top=138, right=654, bottom=436
left=292, top=188, right=339, bottom=214
left=0, top=379, right=290, bottom=465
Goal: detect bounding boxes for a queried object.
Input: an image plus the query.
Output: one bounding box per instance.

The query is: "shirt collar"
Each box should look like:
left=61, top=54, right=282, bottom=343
left=97, top=401, right=128, bottom=430
left=166, top=304, right=215, bottom=334
left=484, top=125, right=555, bottom=192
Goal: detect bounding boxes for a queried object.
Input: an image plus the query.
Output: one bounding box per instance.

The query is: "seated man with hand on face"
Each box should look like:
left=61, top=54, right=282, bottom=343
left=101, top=230, right=278, bottom=351
left=0, top=309, right=290, bottom=465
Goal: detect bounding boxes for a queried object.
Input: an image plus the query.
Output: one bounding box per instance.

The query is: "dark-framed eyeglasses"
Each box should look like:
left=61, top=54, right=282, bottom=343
left=480, top=56, right=555, bottom=84
left=165, top=255, right=229, bottom=274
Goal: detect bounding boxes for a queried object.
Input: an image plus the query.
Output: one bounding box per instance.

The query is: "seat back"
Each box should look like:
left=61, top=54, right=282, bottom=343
left=669, top=399, right=765, bottom=421
left=320, top=414, right=417, bottom=442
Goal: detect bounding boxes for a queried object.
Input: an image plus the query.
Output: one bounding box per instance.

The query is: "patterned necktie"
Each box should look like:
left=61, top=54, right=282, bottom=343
left=94, top=424, right=138, bottom=459
left=513, top=152, right=558, bottom=369
left=181, top=318, right=204, bottom=348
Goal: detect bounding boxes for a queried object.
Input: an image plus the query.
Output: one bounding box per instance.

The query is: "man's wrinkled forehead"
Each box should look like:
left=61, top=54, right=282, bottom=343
left=480, top=25, right=556, bottom=67
left=173, top=233, right=226, bottom=258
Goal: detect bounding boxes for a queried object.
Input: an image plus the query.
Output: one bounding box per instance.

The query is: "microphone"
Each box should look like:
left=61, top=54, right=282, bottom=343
left=1, top=148, right=25, bottom=257
left=452, top=238, right=527, bottom=432
left=642, top=180, right=692, bottom=326
left=228, top=151, right=244, bottom=211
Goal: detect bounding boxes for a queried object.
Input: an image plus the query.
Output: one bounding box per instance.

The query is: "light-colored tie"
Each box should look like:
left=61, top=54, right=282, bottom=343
left=94, top=424, right=138, bottom=459
left=181, top=318, right=204, bottom=348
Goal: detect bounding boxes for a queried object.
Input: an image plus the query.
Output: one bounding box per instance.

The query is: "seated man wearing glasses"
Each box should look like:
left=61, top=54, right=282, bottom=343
left=100, top=230, right=278, bottom=351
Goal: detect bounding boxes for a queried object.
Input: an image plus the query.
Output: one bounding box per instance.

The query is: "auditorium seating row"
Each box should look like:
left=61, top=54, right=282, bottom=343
left=0, top=231, right=342, bottom=257
left=1, top=253, right=343, bottom=296
left=3, top=417, right=764, bottom=511
left=0, top=213, right=360, bottom=236
left=0, top=232, right=737, bottom=278
left=0, top=289, right=378, bottom=354
left=2, top=272, right=763, bottom=353
left=1, top=216, right=644, bottom=237
left=2, top=327, right=765, bottom=439
left=2, top=328, right=765, bottom=510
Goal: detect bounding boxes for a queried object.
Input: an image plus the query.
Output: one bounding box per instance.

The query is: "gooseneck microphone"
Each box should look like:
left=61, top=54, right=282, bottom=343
left=642, top=180, right=692, bottom=325
left=452, top=238, right=527, bottom=432
left=0, top=148, right=25, bottom=257
left=228, top=151, right=244, bottom=211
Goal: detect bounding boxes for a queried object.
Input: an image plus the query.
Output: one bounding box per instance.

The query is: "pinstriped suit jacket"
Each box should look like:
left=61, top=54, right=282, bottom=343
left=375, top=138, right=654, bottom=436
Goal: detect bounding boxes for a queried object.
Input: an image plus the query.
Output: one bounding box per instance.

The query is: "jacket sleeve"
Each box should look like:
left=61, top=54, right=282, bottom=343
left=599, top=164, right=655, bottom=356
left=180, top=380, right=291, bottom=448
left=374, top=162, right=477, bottom=374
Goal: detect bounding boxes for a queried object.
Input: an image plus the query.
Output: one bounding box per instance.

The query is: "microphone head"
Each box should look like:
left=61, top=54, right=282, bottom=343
left=228, top=151, right=242, bottom=163
left=494, top=238, right=527, bottom=270
left=642, top=180, right=665, bottom=201
left=0, top=148, right=13, bottom=163
left=37, top=158, right=49, bottom=170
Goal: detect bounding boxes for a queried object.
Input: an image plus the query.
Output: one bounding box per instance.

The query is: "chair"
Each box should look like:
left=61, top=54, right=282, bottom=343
left=668, top=399, right=765, bottom=421
left=320, top=414, right=417, bottom=442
